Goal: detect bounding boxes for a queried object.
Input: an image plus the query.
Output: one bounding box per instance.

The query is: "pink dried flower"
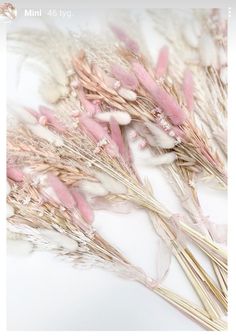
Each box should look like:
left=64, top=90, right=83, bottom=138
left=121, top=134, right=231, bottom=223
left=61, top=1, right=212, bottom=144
left=155, top=46, right=169, bottom=79
left=47, top=173, right=76, bottom=210
left=79, top=116, right=119, bottom=157
left=7, top=166, right=24, bottom=182
left=39, top=106, right=66, bottom=133
left=70, top=189, right=94, bottom=224
left=78, top=87, right=97, bottom=116
left=111, top=64, right=138, bottom=90
left=110, top=24, right=140, bottom=54
left=132, top=62, right=186, bottom=125
left=109, top=116, right=128, bottom=160
left=183, top=69, right=194, bottom=111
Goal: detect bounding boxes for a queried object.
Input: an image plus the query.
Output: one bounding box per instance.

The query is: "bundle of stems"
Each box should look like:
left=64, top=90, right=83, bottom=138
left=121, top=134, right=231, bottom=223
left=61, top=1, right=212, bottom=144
left=7, top=118, right=227, bottom=321
left=8, top=24, right=227, bottom=187
left=148, top=8, right=227, bottom=161
left=7, top=174, right=226, bottom=331
left=7, top=18, right=227, bottom=327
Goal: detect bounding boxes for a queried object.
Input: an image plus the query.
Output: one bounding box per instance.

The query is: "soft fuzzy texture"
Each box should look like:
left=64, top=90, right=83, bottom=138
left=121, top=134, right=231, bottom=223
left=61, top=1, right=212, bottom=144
left=78, top=180, right=108, bottom=197
left=94, top=170, right=127, bottom=195
left=117, top=87, right=137, bottom=101
left=155, top=46, right=169, bottom=79
left=146, top=152, right=177, bottom=166
left=47, top=173, right=76, bottom=210
left=95, top=111, right=131, bottom=125
left=145, top=122, right=176, bottom=149
left=39, top=105, right=66, bottom=133
left=110, top=24, right=139, bottom=54
left=132, top=62, right=186, bottom=125
left=70, top=189, right=94, bottom=224
left=28, top=124, right=64, bottom=147
left=109, top=117, right=127, bottom=160
left=111, top=64, right=138, bottom=90
left=39, top=229, right=78, bottom=252
left=183, top=69, right=194, bottom=111
left=78, top=87, right=97, bottom=116
left=79, top=116, right=119, bottom=157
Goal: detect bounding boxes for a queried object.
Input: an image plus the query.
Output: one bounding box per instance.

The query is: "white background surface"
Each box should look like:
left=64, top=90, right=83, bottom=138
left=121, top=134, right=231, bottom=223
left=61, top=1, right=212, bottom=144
left=6, top=8, right=227, bottom=331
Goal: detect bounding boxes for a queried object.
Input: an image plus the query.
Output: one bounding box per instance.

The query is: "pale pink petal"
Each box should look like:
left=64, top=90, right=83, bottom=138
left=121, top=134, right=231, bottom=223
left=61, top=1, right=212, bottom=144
left=110, top=24, right=139, bottom=54
left=155, top=46, right=169, bottom=79
left=111, top=64, right=138, bottom=90
left=71, top=189, right=94, bottom=224
left=78, top=88, right=97, bottom=116
left=132, top=62, right=186, bottom=125
left=183, top=69, right=194, bottom=111
left=79, top=116, right=119, bottom=157
left=110, top=117, right=128, bottom=160
left=7, top=166, right=24, bottom=182
left=47, top=173, right=76, bottom=209
left=110, top=24, right=128, bottom=42
left=39, top=105, right=66, bottom=133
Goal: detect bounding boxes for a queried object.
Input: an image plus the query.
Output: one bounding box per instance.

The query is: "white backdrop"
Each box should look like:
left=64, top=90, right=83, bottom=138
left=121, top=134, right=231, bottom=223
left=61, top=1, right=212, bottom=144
left=7, top=8, right=227, bottom=331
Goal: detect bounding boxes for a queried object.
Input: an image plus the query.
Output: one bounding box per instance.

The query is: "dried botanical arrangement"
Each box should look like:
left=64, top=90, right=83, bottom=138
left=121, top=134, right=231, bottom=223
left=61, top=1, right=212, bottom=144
left=7, top=9, right=227, bottom=330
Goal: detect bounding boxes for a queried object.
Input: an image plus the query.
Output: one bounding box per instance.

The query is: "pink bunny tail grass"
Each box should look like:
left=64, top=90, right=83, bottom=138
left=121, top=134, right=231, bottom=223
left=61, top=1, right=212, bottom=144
left=79, top=116, right=119, bottom=157
left=110, top=117, right=129, bottom=161
left=39, top=106, right=66, bottom=133
left=47, top=173, right=76, bottom=210
left=132, top=62, right=186, bottom=125
left=7, top=166, right=24, bottom=182
left=110, top=24, right=139, bottom=54
left=183, top=69, right=194, bottom=111
left=78, top=87, right=97, bottom=116
left=24, top=106, right=40, bottom=118
left=111, top=64, right=138, bottom=90
left=70, top=189, right=94, bottom=224
left=155, top=46, right=169, bottom=79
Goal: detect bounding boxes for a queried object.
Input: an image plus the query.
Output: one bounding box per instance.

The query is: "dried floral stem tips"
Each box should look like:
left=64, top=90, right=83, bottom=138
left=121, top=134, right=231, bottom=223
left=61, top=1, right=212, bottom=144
left=111, top=64, right=138, bottom=90
left=132, top=62, right=186, bottom=125
left=47, top=173, right=76, bottom=210
left=95, top=111, right=131, bottom=125
left=145, top=122, right=177, bottom=149
left=109, top=117, right=129, bottom=160
left=146, top=152, right=177, bottom=166
left=39, top=229, right=78, bottom=252
left=155, top=46, right=169, bottom=79
left=110, top=24, right=140, bottom=54
left=70, top=189, right=94, bottom=224
left=94, top=170, right=127, bottom=195
left=117, top=87, right=137, bottom=101
left=39, top=79, right=69, bottom=104
left=39, top=106, right=66, bottom=133
left=79, top=116, right=119, bottom=157
left=27, top=124, right=64, bottom=147
left=78, top=87, right=97, bottom=116
left=7, top=239, right=33, bottom=256
left=78, top=180, right=108, bottom=197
